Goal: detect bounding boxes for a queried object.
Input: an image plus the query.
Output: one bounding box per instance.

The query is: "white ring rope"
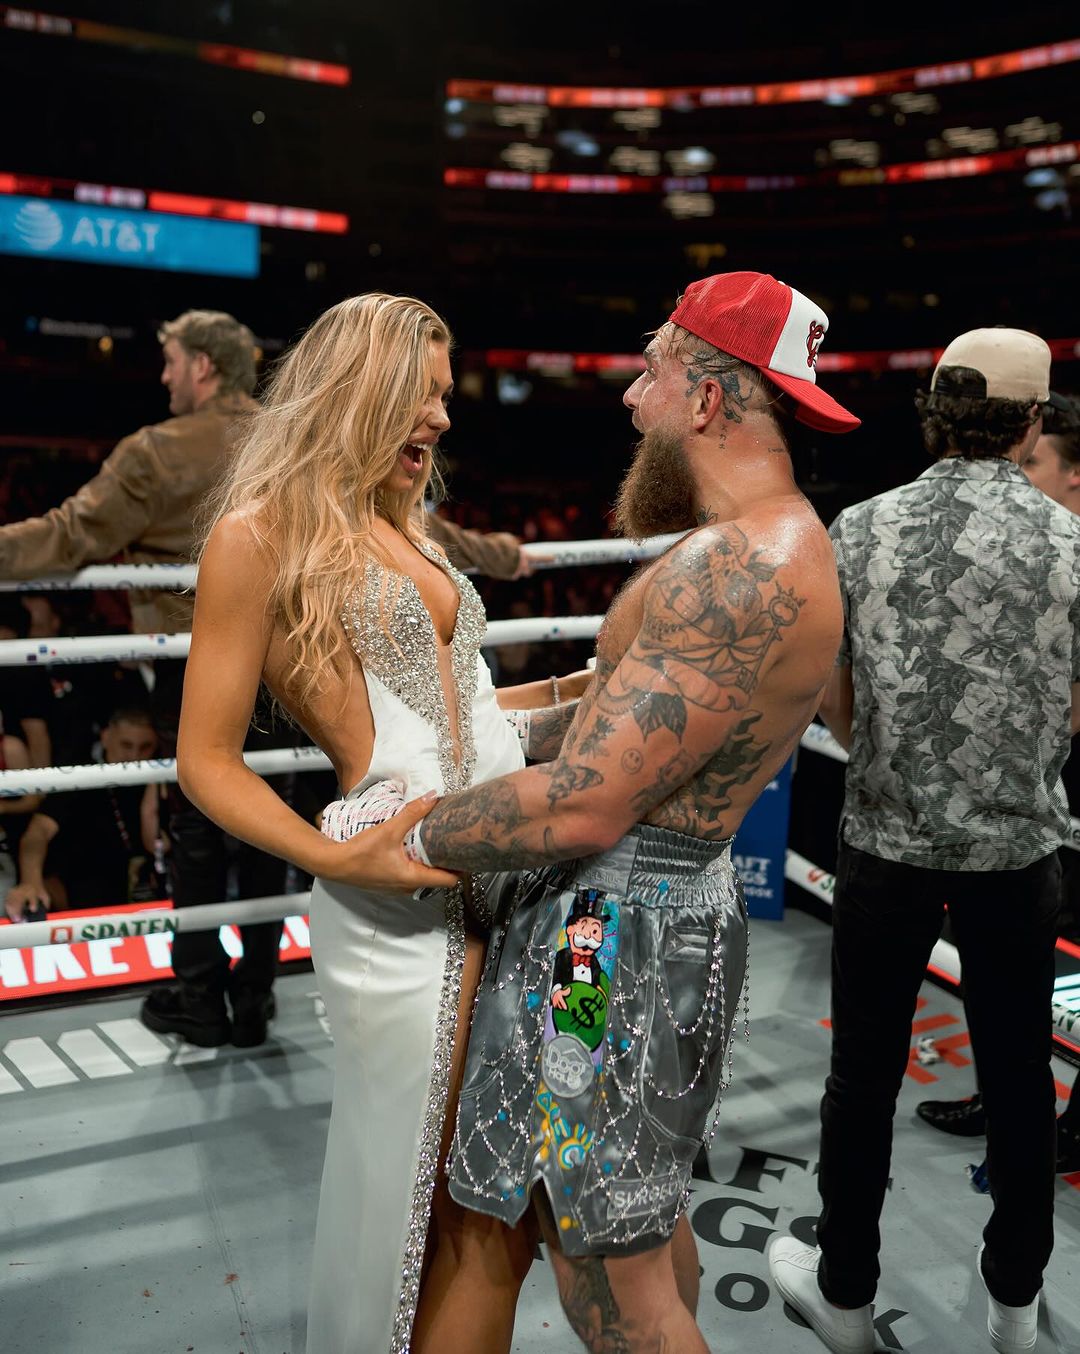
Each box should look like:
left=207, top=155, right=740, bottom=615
left=0, top=532, right=685, bottom=593
left=0, top=892, right=303, bottom=952
left=0, top=745, right=332, bottom=797
left=798, top=720, right=847, bottom=763
left=0, top=614, right=606, bottom=668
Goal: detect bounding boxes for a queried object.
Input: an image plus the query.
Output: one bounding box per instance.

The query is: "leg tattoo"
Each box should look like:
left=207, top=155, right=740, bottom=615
left=558, top=1258, right=632, bottom=1354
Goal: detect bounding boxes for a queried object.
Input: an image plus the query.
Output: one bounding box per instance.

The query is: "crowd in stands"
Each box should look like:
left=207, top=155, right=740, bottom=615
left=0, top=587, right=169, bottom=919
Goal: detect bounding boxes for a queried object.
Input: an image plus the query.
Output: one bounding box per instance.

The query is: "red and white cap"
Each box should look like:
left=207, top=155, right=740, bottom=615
left=669, top=272, right=860, bottom=434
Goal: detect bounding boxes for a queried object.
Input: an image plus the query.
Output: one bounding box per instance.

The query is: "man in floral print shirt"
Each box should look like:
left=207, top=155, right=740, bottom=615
left=769, top=328, right=1079, bottom=1354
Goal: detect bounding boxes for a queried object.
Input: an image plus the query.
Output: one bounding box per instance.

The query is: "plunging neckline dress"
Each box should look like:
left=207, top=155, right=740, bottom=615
left=305, top=540, right=524, bottom=1354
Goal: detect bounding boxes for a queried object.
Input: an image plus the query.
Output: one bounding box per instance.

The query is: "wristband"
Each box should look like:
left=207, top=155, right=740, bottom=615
left=404, top=820, right=432, bottom=866
left=551, top=674, right=561, bottom=706
left=505, top=707, right=532, bottom=750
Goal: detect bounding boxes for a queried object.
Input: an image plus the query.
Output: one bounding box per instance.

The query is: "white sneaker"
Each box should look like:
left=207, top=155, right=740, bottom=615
left=977, top=1244, right=1038, bottom=1353
left=767, top=1237, right=875, bottom=1354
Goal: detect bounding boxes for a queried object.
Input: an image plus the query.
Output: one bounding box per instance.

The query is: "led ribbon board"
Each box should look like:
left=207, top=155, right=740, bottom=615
left=1, top=8, right=351, bottom=85
left=0, top=195, right=259, bottom=277
left=447, top=38, right=1080, bottom=108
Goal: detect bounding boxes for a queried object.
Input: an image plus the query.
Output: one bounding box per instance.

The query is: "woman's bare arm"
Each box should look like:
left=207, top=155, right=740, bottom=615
left=495, top=669, right=592, bottom=710
left=497, top=669, right=592, bottom=760
left=178, top=514, right=455, bottom=893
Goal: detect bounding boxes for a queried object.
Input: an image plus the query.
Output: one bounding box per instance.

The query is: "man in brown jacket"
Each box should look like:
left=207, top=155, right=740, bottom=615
left=0, top=310, right=258, bottom=633
left=0, top=310, right=293, bottom=1046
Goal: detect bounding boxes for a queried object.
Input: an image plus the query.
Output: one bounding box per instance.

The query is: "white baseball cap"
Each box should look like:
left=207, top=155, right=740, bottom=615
left=931, top=327, right=1051, bottom=403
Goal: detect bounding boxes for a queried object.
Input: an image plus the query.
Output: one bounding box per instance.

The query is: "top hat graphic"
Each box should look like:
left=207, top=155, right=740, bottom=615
left=567, top=889, right=611, bottom=927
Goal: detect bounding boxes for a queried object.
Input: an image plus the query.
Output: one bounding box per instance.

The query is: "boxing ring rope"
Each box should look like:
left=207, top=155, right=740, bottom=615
left=0, top=531, right=686, bottom=594
left=0, top=532, right=1077, bottom=1053
left=0, top=744, right=332, bottom=797
left=0, top=894, right=302, bottom=953
left=0, top=615, right=606, bottom=669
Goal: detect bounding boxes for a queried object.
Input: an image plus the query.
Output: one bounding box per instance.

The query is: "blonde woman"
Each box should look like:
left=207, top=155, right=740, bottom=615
left=177, top=294, right=587, bottom=1353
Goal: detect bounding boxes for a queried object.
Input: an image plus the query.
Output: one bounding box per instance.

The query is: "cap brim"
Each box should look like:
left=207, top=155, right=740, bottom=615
left=763, top=369, right=861, bottom=434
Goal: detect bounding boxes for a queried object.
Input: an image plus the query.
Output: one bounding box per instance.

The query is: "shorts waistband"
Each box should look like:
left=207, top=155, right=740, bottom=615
left=568, top=823, right=735, bottom=904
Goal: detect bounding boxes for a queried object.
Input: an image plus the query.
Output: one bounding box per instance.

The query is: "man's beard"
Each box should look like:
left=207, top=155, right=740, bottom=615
left=169, top=383, right=195, bottom=416
left=612, top=426, right=698, bottom=540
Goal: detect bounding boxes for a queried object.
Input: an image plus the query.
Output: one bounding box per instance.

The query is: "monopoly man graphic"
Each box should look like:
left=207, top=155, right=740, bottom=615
left=547, top=888, right=618, bottom=1058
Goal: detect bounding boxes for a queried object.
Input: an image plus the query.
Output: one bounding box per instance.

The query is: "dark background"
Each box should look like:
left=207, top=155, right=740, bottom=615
left=1, top=0, right=1077, bottom=526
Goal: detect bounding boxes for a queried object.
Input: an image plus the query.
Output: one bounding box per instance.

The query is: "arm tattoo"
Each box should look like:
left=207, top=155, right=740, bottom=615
left=420, top=774, right=566, bottom=871
left=628, top=749, right=696, bottom=818
left=523, top=700, right=580, bottom=762
left=578, top=713, right=615, bottom=758
left=601, top=525, right=800, bottom=834
left=542, top=761, right=604, bottom=811
left=638, top=524, right=802, bottom=705
left=633, top=691, right=687, bottom=740
left=419, top=523, right=803, bottom=869
left=592, top=674, right=688, bottom=741
left=425, top=777, right=526, bottom=838
left=559, top=660, right=613, bottom=759
left=594, top=525, right=800, bottom=732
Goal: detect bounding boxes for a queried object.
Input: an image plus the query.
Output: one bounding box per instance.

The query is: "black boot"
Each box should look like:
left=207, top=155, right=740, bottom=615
left=140, top=984, right=231, bottom=1048
left=915, top=1092, right=985, bottom=1137
left=228, top=983, right=276, bottom=1048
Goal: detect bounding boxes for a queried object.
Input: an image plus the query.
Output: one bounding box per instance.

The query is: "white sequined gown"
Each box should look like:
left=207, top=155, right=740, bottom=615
left=305, top=541, right=524, bottom=1354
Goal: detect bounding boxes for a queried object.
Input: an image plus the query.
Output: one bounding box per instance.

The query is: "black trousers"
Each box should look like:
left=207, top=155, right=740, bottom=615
left=153, top=664, right=288, bottom=1001
left=167, top=791, right=286, bottom=1000
left=817, top=843, right=1060, bottom=1309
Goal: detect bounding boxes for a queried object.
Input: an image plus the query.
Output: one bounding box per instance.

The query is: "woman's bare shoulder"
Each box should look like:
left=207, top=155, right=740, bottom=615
left=199, top=508, right=279, bottom=605
left=203, top=507, right=278, bottom=570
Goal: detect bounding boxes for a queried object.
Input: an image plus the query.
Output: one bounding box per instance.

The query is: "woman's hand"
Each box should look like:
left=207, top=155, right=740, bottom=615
left=320, top=793, right=460, bottom=895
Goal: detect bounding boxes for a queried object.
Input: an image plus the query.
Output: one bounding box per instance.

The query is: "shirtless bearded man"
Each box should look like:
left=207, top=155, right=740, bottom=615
left=356, top=272, right=861, bottom=1352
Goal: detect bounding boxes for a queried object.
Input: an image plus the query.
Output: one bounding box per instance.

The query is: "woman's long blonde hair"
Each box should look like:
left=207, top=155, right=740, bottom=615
left=200, top=292, right=452, bottom=708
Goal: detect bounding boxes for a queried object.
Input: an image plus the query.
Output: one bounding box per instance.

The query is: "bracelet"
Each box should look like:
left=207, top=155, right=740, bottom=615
left=551, top=674, right=562, bottom=706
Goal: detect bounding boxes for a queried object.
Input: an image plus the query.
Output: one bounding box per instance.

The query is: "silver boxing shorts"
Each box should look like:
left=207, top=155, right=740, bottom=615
left=448, top=823, right=748, bottom=1257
